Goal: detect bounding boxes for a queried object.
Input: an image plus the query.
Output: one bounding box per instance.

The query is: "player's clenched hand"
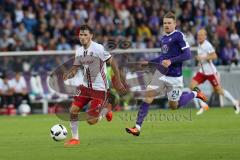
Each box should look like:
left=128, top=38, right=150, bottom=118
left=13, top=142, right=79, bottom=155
left=196, top=55, right=206, bottom=62
left=138, top=60, right=149, bottom=69
left=63, top=70, right=76, bottom=81
left=139, top=60, right=149, bottom=65
left=113, top=80, right=127, bottom=94
left=161, top=59, right=171, bottom=68
left=63, top=72, right=70, bottom=81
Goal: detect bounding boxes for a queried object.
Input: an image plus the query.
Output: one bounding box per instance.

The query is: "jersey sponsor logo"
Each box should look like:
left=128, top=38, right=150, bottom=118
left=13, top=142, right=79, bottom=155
left=81, top=60, right=94, bottom=65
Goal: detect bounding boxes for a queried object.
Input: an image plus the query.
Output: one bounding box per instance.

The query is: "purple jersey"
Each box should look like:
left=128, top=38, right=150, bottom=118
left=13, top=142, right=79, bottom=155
left=150, top=30, right=191, bottom=77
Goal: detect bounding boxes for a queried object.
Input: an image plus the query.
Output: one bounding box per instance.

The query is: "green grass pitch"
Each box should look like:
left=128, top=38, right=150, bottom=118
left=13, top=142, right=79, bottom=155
left=0, top=107, right=240, bottom=160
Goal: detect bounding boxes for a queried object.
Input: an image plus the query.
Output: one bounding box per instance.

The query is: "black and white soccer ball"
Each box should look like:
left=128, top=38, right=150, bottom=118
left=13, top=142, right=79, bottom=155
left=50, top=124, right=68, bottom=141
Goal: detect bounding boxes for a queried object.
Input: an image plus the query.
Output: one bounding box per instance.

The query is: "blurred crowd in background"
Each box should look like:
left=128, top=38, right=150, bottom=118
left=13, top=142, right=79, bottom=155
left=0, top=0, right=239, bottom=70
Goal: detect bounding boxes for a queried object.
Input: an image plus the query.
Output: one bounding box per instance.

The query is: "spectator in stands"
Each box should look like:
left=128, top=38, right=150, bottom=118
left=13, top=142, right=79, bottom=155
left=100, top=8, right=114, bottom=26
left=74, top=3, right=88, bottom=25
left=117, top=4, right=130, bottom=28
left=22, top=7, right=37, bottom=33
left=23, top=32, right=36, bottom=50
left=29, top=72, right=44, bottom=100
left=230, top=27, right=240, bottom=46
left=0, top=33, right=15, bottom=51
left=0, top=0, right=240, bottom=73
left=132, top=35, right=146, bottom=49
left=14, top=23, right=27, bottom=42
left=57, top=36, right=72, bottom=50
left=220, top=41, right=239, bottom=65
left=11, top=72, right=30, bottom=108
left=0, top=73, right=14, bottom=108
left=14, top=1, right=24, bottom=23
left=137, top=23, right=152, bottom=40
left=13, top=37, right=25, bottom=51
left=184, top=28, right=196, bottom=46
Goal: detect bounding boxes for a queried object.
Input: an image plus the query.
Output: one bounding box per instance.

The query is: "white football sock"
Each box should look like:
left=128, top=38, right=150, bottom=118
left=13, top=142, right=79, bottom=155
left=192, top=91, right=197, bottom=97
left=135, top=124, right=141, bottom=131
left=198, top=99, right=208, bottom=107
left=99, top=108, right=109, bottom=117
left=223, top=89, right=237, bottom=105
left=98, top=108, right=109, bottom=121
left=70, top=120, right=79, bottom=140
left=193, top=98, right=200, bottom=109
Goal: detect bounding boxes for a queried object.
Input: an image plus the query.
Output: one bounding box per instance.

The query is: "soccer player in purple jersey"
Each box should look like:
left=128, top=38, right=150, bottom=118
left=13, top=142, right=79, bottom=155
left=126, top=12, right=208, bottom=136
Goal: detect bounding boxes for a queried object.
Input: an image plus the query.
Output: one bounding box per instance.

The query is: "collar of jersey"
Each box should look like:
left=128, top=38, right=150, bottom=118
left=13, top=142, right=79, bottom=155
left=83, top=40, right=93, bottom=50
left=165, top=30, right=177, bottom=36
left=199, top=40, right=206, bottom=47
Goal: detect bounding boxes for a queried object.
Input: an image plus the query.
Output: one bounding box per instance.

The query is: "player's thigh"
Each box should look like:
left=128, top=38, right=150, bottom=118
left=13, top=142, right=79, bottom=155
left=167, top=87, right=182, bottom=101
left=207, top=74, right=220, bottom=88
left=167, top=86, right=183, bottom=109
left=213, top=85, right=224, bottom=95
left=69, top=104, right=81, bottom=114
left=143, top=86, right=160, bottom=103
left=168, top=100, right=179, bottom=110
left=190, top=79, right=200, bottom=89
left=86, top=115, right=99, bottom=125
left=191, top=72, right=206, bottom=88
left=85, top=99, right=104, bottom=125
left=146, top=70, right=166, bottom=103
left=72, top=95, right=91, bottom=111
left=165, top=76, right=183, bottom=105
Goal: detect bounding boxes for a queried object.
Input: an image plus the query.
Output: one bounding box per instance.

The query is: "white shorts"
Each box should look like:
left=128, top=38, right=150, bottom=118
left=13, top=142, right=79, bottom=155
left=147, top=70, right=183, bottom=101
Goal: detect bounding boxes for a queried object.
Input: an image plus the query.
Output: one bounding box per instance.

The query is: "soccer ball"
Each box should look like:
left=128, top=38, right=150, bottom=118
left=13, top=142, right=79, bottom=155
left=50, top=124, right=68, bottom=141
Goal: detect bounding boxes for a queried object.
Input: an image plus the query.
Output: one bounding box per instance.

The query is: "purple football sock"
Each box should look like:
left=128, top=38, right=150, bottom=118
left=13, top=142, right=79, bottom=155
left=178, top=91, right=195, bottom=108
left=136, top=102, right=150, bottom=127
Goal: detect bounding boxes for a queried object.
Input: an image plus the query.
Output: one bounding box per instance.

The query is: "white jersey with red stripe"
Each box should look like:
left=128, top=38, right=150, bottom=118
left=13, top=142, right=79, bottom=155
left=73, top=41, right=111, bottom=91
left=197, top=40, right=217, bottom=75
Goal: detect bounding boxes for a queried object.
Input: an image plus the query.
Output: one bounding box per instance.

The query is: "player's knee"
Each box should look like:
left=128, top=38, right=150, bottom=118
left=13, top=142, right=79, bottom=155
left=189, top=83, right=196, bottom=90
left=144, top=97, right=154, bottom=104
left=168, top=101, right=178, bottom=110
left=70, top=104, right=80, bottom=114
left=169, top=105, right=178, bottom=110
left=87, top=118, right=98, bottom=125
left=70, top=107, right=79, bottom=115
left=214, top=87, right=223, bottom=95
left=189, top=84, right=195, bottom=90
left=190, top=80, right=198, bottom=90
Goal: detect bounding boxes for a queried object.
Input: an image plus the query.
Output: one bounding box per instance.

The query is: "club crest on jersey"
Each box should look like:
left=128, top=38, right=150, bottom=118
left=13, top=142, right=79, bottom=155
left=162, top=44, right=168, bottom=53
left=89, top=51, right=94, bottom=56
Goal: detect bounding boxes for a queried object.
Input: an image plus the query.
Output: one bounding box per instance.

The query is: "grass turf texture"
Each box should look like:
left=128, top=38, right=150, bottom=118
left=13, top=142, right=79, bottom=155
left=0, top=107, right=240, bottom=160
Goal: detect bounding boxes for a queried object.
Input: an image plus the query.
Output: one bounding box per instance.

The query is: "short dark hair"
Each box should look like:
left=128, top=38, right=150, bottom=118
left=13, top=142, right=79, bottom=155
left=79, top=25, right=93, bottom=34
left=164, top=12, right=176, bottom=21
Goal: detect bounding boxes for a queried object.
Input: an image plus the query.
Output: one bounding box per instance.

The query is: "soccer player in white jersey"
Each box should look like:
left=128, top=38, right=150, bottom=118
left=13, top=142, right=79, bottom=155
left=190, top=29, right=240, bottom=115
left=63, top=25, right=126, bottom=146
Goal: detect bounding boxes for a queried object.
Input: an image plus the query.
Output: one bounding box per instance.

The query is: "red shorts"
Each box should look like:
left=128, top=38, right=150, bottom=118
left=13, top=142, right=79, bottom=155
left=72, top=85, right=109, bottom=117
left=193, top=72, right=219, bottom=87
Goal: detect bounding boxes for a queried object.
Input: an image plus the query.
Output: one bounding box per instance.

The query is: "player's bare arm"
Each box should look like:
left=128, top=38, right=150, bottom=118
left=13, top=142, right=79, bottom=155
left=63, top=65, right=79, bottom=81
left=196, top=52, right=217, bottom=61
left=107, top=57, right=126, bottom=93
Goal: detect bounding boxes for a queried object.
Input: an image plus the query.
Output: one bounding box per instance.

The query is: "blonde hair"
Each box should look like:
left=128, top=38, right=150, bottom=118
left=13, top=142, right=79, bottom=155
left=164, top=12, right=176, bottom=21
left=198, top=28, right=207, bottom=35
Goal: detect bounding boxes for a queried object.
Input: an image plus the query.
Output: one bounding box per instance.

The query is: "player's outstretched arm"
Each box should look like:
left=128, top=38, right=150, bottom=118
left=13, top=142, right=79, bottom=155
left=107, top=57, right=127, bottom=94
